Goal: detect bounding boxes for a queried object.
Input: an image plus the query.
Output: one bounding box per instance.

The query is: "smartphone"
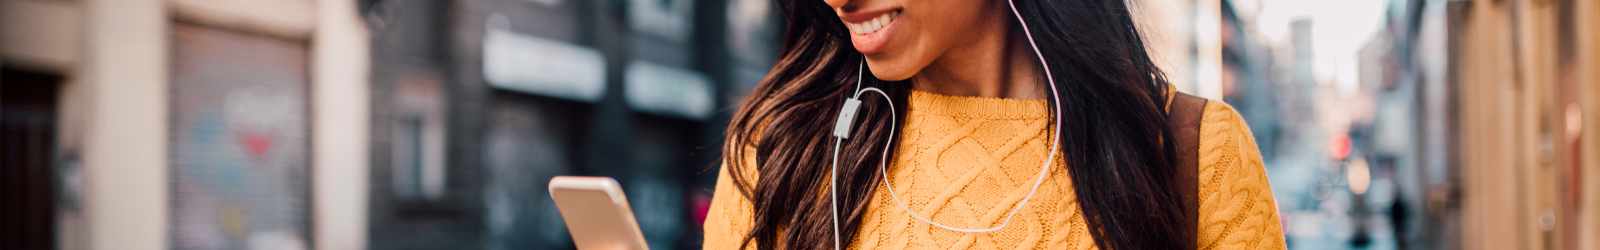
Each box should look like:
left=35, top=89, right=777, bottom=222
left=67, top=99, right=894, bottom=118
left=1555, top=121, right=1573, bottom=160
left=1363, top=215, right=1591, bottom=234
left=548, top=176, right=650, bottom=250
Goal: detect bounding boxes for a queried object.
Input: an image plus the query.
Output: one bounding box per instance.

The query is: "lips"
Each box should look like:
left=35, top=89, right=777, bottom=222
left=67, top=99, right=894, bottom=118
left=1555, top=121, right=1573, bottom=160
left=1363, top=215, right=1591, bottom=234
left=842, top=10, right=901, bottom=54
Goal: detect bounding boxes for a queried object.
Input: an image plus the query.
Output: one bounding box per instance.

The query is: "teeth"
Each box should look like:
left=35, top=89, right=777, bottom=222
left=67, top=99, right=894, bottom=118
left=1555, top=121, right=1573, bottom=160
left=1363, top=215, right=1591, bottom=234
left=848, top=11, right=898, bottom=35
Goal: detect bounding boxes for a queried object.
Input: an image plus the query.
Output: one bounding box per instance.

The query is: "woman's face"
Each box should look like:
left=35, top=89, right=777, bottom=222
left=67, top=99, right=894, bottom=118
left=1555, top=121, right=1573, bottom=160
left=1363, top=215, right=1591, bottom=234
left=823, top=0, right=1005, bottom=81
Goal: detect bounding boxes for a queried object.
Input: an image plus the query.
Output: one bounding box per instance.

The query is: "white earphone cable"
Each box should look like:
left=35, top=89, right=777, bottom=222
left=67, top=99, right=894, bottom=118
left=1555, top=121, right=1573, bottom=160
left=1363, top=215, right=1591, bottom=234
left=827, top=61, right=867, bottom=250
left=829, top=0, right=1061, bottom=247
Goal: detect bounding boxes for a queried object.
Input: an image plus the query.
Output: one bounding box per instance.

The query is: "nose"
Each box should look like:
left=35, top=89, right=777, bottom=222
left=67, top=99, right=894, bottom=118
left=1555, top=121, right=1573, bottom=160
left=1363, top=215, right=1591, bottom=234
left=823, top=0, right=848, bottom=11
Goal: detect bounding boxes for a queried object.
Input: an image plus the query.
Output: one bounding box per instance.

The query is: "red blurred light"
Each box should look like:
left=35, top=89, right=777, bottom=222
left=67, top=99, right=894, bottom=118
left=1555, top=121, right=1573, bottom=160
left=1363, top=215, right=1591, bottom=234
left=1331, top=134, right=1351, bottom=160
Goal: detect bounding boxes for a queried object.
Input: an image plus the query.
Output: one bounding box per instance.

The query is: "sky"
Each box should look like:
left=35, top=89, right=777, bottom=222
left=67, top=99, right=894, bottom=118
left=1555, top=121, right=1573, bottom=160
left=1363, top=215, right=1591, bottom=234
left=1244, top=0, right=1391, bottom=95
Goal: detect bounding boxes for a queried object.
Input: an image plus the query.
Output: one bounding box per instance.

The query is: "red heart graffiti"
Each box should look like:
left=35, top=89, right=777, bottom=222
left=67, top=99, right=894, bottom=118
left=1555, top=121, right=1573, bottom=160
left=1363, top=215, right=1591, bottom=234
left=236, top=131, right=273, bottom=160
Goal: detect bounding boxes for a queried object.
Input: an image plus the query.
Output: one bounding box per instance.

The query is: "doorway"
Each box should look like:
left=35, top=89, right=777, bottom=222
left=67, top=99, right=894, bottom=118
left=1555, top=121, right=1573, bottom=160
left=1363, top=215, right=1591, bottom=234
left=0, top=66, right=63, bottom=250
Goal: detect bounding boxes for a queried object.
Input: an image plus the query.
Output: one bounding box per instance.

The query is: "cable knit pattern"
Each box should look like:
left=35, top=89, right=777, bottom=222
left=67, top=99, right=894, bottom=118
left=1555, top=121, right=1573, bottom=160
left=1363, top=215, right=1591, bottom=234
left=1195, top=101, right=1288, bottom=250
left=703, top=90, right=1286, bottom=249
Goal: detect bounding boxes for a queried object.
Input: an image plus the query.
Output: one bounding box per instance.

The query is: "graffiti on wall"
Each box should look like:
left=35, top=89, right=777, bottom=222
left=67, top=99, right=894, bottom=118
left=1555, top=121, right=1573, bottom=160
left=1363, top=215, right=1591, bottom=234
left=169, top=24, right=311, bottom=250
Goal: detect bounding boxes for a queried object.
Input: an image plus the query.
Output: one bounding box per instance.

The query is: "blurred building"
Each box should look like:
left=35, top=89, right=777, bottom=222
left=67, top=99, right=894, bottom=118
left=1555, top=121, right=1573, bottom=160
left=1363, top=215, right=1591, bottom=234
left=0, top=0, right=773, bottom=248
left=1137, top=0, right=1228, bottom=99
left=1220, top=0, right=1600, bottom=250
left=2, top=0, right=370, bottom=249
left=1348, top=0, right=1457, bottom=248
left=1448, top=0, right=1600, bottom=249
left=356, top=0, right=776, bottom=249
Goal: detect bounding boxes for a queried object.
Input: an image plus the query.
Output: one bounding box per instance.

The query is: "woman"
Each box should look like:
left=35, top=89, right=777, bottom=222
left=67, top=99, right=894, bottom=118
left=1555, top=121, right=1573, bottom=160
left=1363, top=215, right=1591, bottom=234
left=704, top=0, right=1286, bottom=249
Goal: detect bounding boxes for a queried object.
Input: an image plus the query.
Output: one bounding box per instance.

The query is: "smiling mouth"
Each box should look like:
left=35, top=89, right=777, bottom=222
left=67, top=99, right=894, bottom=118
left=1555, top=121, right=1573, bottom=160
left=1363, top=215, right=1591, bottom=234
left=845, top=10, right=900, bottom=35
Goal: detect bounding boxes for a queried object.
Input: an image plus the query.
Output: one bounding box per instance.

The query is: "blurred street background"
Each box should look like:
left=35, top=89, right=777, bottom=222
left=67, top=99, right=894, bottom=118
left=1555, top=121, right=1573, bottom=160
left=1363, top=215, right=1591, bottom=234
left=2, top=0, right=1598, bottom=249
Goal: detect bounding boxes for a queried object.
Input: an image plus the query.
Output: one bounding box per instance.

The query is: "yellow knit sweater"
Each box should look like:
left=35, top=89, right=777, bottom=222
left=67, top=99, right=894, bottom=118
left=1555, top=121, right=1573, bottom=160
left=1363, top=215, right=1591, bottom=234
left=704, top=90, right=1287, bottom=249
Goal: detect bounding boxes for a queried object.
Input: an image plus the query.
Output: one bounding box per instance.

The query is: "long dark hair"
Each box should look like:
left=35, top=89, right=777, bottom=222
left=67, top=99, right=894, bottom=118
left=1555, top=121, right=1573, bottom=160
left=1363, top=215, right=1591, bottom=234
left=720, top=0, right=1192, bottom=249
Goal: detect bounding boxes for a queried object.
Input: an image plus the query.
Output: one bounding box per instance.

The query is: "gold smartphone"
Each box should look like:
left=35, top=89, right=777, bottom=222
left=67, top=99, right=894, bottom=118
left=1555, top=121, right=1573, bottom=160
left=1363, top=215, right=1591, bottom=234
left=548, top=176, right=650, bottom=250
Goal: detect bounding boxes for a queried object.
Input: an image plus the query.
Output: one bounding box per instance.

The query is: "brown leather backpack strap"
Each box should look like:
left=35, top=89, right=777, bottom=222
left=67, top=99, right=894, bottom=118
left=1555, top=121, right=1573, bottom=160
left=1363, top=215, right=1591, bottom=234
left=1166, top=92, right=1207, bottom=245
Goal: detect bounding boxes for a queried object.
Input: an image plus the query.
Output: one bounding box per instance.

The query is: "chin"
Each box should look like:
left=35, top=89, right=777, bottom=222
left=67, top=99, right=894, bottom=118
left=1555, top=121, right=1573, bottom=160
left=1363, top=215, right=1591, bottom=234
left=864, top=59, right=918, bottom=81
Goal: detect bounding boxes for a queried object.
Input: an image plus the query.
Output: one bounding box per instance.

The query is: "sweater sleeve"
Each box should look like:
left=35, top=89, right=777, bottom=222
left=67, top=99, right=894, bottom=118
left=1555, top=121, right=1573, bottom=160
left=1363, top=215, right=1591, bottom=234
left=702, top=148, right=758, bottom=249
left=1196, top=102, right=1288, bottom=250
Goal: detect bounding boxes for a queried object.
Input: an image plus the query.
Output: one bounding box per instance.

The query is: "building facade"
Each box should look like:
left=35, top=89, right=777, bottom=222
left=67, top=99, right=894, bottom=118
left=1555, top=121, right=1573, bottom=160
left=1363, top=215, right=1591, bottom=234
left=1, top=0, right=371, bottom=249
left=1450, top=0, right=1600, bottom=249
